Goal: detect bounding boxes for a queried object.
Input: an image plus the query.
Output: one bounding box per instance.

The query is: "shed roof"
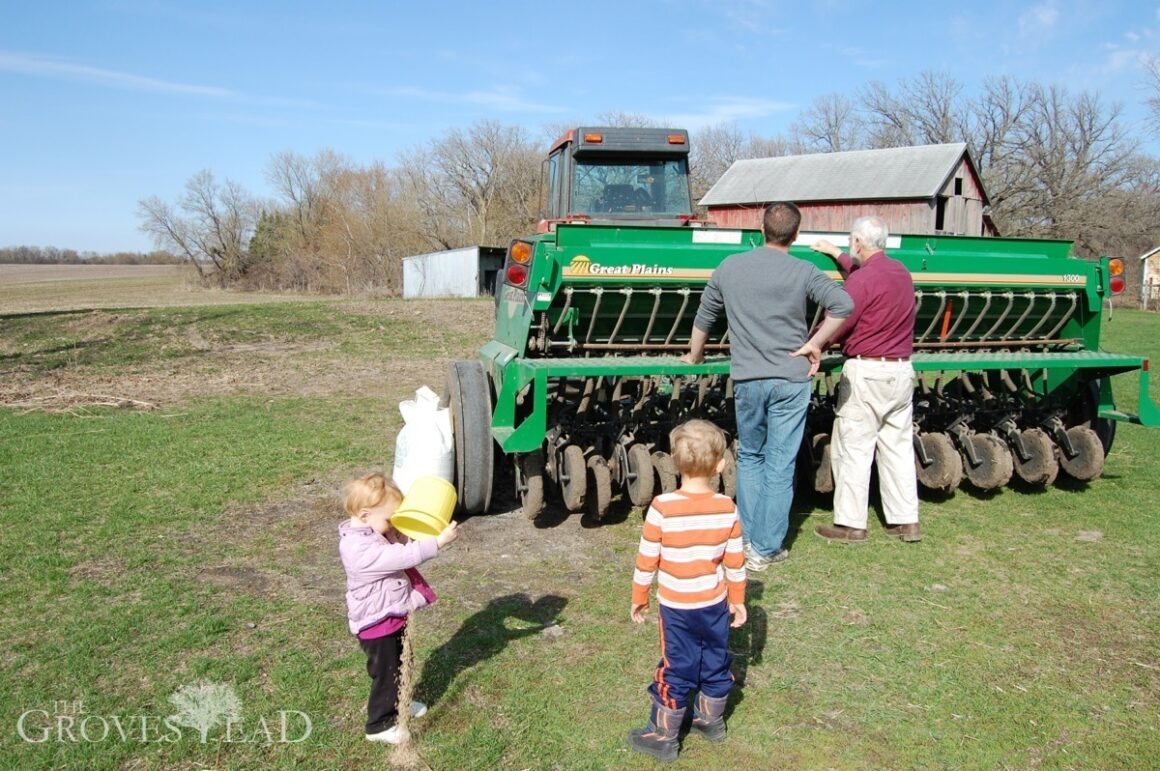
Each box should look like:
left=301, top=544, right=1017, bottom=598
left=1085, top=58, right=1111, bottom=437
left=700, top=142, right=983, bottom=207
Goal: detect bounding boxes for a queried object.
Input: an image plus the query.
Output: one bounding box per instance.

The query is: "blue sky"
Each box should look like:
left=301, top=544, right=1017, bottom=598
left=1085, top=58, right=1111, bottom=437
left=2, top=0, right=1159, bottom=254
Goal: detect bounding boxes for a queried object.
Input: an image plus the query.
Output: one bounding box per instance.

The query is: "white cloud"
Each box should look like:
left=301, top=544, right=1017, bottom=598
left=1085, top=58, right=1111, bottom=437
left=0, top=50, right=235, bottom=98
left=662, top=96, right=794, bottom=130
left=1018, top=1, right=1060, bottom=38
left=378, top=84, right=565, bottom=114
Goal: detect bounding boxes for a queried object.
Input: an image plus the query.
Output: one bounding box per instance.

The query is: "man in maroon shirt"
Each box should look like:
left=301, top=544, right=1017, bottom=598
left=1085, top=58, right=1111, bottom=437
left=810, top=217, right=921, bottom=543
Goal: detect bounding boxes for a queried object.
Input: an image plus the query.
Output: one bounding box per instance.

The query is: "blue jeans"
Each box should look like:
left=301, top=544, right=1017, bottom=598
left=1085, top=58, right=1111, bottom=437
left=733, top=378, right=810, bottom=557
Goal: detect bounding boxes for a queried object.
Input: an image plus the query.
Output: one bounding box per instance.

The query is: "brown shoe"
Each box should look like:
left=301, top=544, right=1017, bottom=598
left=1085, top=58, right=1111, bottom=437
left=814, top=524, right=868, bottom=543
left=884, top=523, right=922, bottom=542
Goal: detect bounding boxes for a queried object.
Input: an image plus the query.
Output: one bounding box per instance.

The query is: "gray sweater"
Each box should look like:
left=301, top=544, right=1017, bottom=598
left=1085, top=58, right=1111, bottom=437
left=693, top=246, right=853, bottom=382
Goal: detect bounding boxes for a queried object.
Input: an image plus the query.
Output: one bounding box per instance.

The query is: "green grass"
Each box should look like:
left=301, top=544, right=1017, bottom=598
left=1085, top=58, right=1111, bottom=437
left=0, top=302, right=459, bottom=376
left=1, top=302, right=1158, bottom=769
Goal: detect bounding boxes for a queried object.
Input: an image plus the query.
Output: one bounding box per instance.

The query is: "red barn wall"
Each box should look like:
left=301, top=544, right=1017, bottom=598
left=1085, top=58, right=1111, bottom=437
left=707, top=200, right=935, bottom=234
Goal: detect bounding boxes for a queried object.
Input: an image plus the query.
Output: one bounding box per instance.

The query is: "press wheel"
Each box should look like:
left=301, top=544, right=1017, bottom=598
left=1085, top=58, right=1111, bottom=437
left=517, top=451, right=545, bottom=519
left=962, top=432, right=1013, bottom=491
left=586, top=456, right=612, bottom=520
left=625, top=444, right=655, bottom=507
left=559, top=445, right=587, bottom=511
left=652, top=451, right=678, bottom=494
left=445, top=360, right=494, bottom=514
left=915, top=432, right=963, bottom=493
left=809, top=432, right=834, bottom=494
left=1059, top=426, right=1104, bottom=482
left=1013, top=428, right=1058, bottom=486
left=720, top=446, right=737, bottom=498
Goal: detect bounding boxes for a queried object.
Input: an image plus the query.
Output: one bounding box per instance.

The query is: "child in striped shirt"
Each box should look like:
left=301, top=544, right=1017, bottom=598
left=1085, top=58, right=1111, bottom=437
left=628, top=419, right=747, bottom=763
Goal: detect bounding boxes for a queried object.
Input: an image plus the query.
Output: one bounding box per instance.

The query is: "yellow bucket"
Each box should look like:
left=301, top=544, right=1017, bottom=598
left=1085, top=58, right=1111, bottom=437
left=391, top=475, right=456, bottom=540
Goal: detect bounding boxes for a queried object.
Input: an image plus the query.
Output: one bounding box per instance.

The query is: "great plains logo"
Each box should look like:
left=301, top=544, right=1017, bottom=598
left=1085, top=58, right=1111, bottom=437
left=16, top=682, right=312, bottom=745
left=566, top=255, right=674, bottom=277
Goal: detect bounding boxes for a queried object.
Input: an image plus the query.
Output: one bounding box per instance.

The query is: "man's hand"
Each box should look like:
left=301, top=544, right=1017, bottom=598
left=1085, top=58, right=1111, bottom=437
left=729, top=602, right=747, bottom=628
left=679, top=351, right=703, bottom=365
left=631, top=602, right=649, bottom=624
left=789, top=341, right=822, bottom=376
left=435, top=520, right=459, bottom=549
left=811, top=238, right=841, bottom=259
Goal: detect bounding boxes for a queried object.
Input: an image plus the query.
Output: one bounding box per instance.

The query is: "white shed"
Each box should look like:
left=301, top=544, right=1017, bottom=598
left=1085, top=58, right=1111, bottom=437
left=1141, top=245, right=1160, bottom=311
left=402, top=246, right=505, bottom=299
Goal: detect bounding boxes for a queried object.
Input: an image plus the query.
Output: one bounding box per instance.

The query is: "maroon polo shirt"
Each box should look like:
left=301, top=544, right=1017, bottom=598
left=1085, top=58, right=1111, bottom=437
left=831, top=250, right=916, bottom=359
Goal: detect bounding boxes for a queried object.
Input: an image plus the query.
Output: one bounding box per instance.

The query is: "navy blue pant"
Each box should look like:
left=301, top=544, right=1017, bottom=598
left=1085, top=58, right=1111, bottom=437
left=648, top=601, right=733, bottom=710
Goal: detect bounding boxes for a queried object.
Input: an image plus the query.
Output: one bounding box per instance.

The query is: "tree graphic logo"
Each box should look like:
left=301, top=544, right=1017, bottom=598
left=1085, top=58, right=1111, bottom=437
left=167, top=681, right=242, bottom=743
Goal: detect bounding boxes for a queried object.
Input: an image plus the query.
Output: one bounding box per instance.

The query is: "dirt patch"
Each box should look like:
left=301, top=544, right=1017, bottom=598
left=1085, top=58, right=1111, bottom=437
left=189, top=477, right=632, bottom=643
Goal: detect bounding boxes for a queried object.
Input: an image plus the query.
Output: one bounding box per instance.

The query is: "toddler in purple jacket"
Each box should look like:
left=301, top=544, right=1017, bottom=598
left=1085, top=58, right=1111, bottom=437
left=338, top=472, right=459, bottom=745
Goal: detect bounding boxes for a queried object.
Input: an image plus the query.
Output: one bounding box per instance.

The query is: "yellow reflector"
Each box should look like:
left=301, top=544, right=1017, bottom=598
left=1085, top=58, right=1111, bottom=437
left=583, top=133, right=603, bottom=143
left=667, top=134, right=686, bottom=144
left=510, top=241, right=532, bottom=263
left=1108, top=258, right=1124, bottom=276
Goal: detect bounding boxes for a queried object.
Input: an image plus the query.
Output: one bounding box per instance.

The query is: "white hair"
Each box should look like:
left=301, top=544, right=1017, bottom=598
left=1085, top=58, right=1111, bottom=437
left=850, top=216, right=888, bottom=251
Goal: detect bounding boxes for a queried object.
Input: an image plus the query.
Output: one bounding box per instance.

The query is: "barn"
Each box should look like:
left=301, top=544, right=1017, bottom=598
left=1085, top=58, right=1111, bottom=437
left=700, top=143, right=996, bottom=237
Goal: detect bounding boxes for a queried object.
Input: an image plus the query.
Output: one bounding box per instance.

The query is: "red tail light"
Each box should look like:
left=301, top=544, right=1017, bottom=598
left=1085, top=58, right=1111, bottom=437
left=506, top=263, right=528, bottom=287
left=1110, top=275, right=1126, bottom=294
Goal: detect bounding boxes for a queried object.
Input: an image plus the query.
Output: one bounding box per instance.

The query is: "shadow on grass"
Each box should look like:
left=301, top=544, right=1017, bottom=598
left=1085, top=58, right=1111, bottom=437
left=415, top=593, right=567, bottom=708
left=726, top=579, right=768, bottom=719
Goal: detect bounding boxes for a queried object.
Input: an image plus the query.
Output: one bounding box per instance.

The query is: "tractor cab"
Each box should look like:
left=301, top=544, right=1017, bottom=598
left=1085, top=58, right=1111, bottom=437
left=539, top=127, right=696, bottom=230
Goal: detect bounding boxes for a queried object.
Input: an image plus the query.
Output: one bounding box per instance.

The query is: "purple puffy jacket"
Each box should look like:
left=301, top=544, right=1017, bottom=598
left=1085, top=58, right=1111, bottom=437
left=338, top=521, right=439, bottom=635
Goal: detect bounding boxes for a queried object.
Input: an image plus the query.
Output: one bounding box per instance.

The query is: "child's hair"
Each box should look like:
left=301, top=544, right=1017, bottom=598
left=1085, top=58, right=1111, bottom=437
left=343, top=472, right=404, bottom=517
left=668, top=419, right=728, bottom=478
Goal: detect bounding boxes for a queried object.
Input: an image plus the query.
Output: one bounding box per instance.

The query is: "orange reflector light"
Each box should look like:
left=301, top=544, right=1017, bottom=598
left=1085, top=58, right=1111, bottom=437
left=1108, top=257, right=1124, bottom=276
left=510, top=241, right=532, bottom=263
left=583, top=133, right=603, bottom=143
left=506, top=263, right=528, bottom=287
left=1110, top=275, right=1126, bottom=295
left=667, top=134, right=686, bottom=144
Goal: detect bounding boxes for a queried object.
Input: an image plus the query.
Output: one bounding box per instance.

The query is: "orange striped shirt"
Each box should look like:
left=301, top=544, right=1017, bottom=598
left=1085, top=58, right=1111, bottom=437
left=632, top=490, right=745, bottom=610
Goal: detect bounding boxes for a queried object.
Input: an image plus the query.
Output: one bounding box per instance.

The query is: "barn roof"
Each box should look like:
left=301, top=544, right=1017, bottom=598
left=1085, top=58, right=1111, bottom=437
left=700, top=142, right=985, bottom=207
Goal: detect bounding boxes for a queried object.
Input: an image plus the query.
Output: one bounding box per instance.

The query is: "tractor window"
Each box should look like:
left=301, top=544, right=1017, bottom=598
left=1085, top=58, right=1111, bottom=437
left=572, top=158, right=692, bottom=217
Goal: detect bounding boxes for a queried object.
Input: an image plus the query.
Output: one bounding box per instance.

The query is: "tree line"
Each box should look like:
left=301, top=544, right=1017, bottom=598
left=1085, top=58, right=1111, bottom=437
left=135, top=70, right=1160, bottom=297
left=0, top=245, right=179, bottom=265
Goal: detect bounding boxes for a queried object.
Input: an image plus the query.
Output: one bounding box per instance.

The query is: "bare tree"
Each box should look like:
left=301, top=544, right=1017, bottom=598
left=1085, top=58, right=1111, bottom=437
left=1146, top=57, right=1160, bottom=136
left=398, top=120, right=541, bottom=250
left=137, top=170, right=257, bottom=286
left=689, top=123, right=795, bottom=203
left=859, top=71, right=968, bottom=148
left=791, top=93, right=865, bottom=153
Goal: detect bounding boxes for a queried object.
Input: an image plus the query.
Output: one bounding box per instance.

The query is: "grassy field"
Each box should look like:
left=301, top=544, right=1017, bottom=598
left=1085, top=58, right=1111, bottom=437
left=1, top=274, right=1158, bottom=770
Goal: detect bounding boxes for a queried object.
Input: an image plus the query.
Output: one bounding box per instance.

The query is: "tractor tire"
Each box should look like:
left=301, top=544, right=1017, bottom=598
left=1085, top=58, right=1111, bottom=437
left=1059, top=426, right=1104, bottom=482
left=1012, top=428, right=1059, bottom=487
left=625, top=444, right=655, bottom=507
left=915, top=432, right=963, bottom=493
left=559, top=445, right=587, bottom=512
left=445, top=360, right=494, bottom=514
left=962, top=432, right=1013, bottom=491
left=586, top=456, right=612, bottom=520
left=518, top=451, right=545, bottom=520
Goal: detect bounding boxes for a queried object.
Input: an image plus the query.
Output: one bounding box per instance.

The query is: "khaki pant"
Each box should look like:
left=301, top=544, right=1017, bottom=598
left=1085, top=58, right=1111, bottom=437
left=831, top=359, right=919, bottom=530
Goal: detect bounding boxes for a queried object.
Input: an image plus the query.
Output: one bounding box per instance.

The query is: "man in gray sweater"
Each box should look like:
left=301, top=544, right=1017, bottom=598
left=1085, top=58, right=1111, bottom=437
left=682, top=202, right=853, bottom=570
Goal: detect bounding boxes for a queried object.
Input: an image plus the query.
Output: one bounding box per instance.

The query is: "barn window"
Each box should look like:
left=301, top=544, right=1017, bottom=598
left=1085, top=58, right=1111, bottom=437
left=935, top=196, right=947, bottom=231
left=954, top=177, right=963, bottom=196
